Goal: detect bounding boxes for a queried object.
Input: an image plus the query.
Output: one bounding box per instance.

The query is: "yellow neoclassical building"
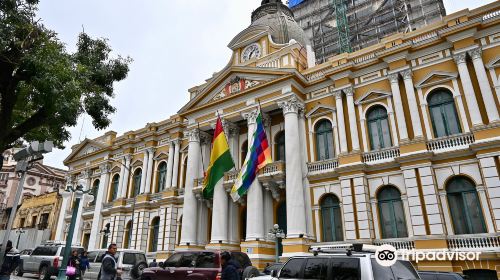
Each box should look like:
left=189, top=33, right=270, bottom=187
left=57, top=0, right=500, bottom=277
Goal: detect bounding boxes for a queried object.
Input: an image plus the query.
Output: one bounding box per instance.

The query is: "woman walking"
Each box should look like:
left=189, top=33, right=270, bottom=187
left=67, top=250, right=81, bottom=280
left=80, top=251, right=91, bottom=278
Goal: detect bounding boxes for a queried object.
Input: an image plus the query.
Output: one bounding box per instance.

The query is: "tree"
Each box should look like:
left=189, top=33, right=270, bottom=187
left=0, top=0, right=131, bottom=169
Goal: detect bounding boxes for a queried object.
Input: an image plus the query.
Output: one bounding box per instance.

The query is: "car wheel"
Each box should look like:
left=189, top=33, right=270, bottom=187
left=242, top=266, right=260, bottom=279
left=131, top=262, right=147, bottom=279
left=14, top=265, right=23, bottom=276
left=39, top=266, right=50, bottom=280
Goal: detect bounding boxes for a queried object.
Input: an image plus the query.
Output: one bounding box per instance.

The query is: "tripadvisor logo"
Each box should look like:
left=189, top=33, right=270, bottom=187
left=375, top=244, right=397, bottom=267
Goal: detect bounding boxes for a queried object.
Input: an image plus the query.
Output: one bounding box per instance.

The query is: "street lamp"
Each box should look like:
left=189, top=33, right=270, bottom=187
left=15, top=228, right=25, bottom=249
left=57, top=180, right=93, bottom=280
left=268, top=224, right=286, bottom=264
left=0, top=141, right=53, bottom=268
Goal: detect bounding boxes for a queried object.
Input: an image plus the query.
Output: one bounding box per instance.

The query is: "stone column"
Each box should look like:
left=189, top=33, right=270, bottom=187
left=72, top=193, right=91, bottom=244
left=166, top=141, right=175, bottom=188
left=358, top=105, right=369, bottom=151
left=478, top=156, right=500, bottom=231
left=171, top=140, right=180, bottom=188
left=55, top=192, right=72, bottom=241
left=438, top=191, right=454, bottom=235
left=120, top=155, right=131, bottom=198
left=278, top=97, right=308, bottom=238
left=117, top=158, right=126, bottom=198
left=469, top=48, right=500, bottom=123
left=401, top=70, right=423, bottom=138
left=144, top=148, right=155, bottom=193
left=387, top=97, right=399, bottom=146
left=299, top=109, right=314, bottom=238
left=452, top=79, right=470, bottom=133
left=331, top=111, right=340, bottom=156
left=241, top=110, right=265, bottom=240
left=223, top=122, right=240, bottom=244
left=388, top=73, right=408, bottom=141
left=345, top=87, right=360, bottom=151
left=140, top=150, right=149, bottom=194
left=334, top=91, right=348, bottom=153
left=180, top=129, right=202, bottom=246
left=88, top=164, right=110, bottom=250
left=454, top=53, right=483, bottom=126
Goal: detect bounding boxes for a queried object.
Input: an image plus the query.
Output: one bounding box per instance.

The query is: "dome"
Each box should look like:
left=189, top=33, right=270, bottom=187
left=250, top=0, right=310, bottom=47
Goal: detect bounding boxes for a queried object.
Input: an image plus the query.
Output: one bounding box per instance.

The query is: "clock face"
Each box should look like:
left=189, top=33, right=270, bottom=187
left=242, top=43, right=261, bottom=62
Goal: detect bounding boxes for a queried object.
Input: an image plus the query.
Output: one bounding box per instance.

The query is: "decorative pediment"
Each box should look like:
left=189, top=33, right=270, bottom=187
left=110, top=165, right=121, bottom=173
left=486, top=55, right=500, bottom=69
left=64, top=139, right=108, bottom=164
left=415, top=71, right=458, bottom=88
left=211, top=76, right=263, bottom=102
left=131, top=159, right=143, bottom=167
left=355, top=90, right=392, bottom=105
left=305, top=104, right=335, bottom=118
left=154, top=152, right=168, bottom=161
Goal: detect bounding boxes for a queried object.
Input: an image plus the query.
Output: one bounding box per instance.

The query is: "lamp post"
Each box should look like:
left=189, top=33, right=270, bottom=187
left=0, top=141, right=53, bottom=268
left=15, top=228, right=25, bottom=249
left=57, top=181, right=93, bottom=280
left=268, top=224, right=286, bottom=264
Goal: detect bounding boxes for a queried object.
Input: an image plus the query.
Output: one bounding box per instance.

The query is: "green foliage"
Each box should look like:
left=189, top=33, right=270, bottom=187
left=0, top=0, right=132, bottom=157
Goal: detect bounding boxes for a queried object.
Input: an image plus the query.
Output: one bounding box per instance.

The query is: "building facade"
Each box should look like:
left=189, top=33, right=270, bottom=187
left=290, top=0, right=446, bottom=63
left=58, top=0, right=500, bottom=276
left=0, top=148, right=66, bottom=229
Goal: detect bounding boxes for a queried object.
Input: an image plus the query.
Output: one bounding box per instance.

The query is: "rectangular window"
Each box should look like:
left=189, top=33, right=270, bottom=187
left=303, top=258, right=328, bottom=279
left=123, top=253, right=136, bottom=265
left=331, top=258, right=360, bottom=280
left=280, top=258, right=306, bottom=278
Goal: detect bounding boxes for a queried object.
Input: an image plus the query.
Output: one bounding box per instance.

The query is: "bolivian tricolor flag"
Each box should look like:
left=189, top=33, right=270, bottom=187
left=202, top=117, right=235, bottom=199
left=231, top=111, right=272, bottom=201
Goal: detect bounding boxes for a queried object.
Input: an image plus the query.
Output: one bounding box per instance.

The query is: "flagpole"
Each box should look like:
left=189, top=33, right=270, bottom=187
left=198, top=122, right=206, bottom=176
left=217, top=112, right=236, bottom=168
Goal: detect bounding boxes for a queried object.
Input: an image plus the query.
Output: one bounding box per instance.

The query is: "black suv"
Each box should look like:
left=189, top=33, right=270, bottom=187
left=419, top=271, right=468, bottom=280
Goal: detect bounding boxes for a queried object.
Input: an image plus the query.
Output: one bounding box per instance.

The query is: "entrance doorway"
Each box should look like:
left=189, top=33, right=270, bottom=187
left=82, top=233, right=90, bottom=250
left=276, top=201, right=287, bottom=257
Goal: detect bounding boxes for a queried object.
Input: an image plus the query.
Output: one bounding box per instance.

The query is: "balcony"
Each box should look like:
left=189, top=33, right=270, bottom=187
left=83, top=205, right=95, bottom=213
left=363, top=147, right=400, bottom=164
left=102, top=202, right=113, bottom=210
left=258, top=161, right=285, bottom=185
left=427, top=133, right=475, bottom=153
left=373, top=238, right=415, bottom=251
left=447, top=233, right=500, bottom=252
left=307, top=158, right=338, bottom=178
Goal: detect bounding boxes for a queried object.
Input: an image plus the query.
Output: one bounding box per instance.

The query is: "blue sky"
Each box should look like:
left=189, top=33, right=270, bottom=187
left=38, top=0, right=495, bottom=168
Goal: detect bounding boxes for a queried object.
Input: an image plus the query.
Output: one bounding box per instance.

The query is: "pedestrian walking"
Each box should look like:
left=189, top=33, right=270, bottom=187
left=149, top=259, right=157, bottom=268
left=98, top=243, right=120, bottom=280
left=80, top=251, right=91, bottom=277
left=0, top=241, right=20, bottom=280
left=220, top=251, right=241, bottom=280
left=67, top=250, right=81, bottom=280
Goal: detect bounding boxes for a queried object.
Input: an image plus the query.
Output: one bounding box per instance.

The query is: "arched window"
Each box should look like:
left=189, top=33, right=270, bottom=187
left=275, top=131, right=286, bottom=161
left=149, top=217, right=160, bottom=252
left=315, top=120, right=334, bottom=160
left=131, top=168, right=142, bottom=197
left=124, top=221, right=132, bottom=249
left=378, top=186, right=408, bottom=238
left=428, top=90, right=461, bottom=137
left=367, top=106, right=392, bottom=150
left=157, top=162, right=167, bottom=192
left=241, top=140, right=248, bottom=167
left=320, top=195, right=343, bottom=242
left=90, top=179, right=100, bottom=206
left=110, top=175, right=120, bottom=202
left=447, top=177, right=486, bottom=234
left=101, top=223, right=110, bottom=249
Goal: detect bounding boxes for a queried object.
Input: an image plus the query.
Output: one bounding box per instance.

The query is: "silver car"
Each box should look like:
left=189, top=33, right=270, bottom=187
left=84, top=249, right=148, bottom=280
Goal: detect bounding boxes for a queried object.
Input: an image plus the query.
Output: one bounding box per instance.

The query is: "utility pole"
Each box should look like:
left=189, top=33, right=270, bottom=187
left=0, top=141, right=53, bottom=267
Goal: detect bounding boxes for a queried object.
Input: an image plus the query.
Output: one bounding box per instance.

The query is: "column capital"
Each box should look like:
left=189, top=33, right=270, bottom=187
left=99, top=164, right=110, bottom=174
left=453, top=52, right=467, bottom=64
left=438, top=190, right=447, bottom=197
left=220, top=119, right=240, bottom=137
left=241, top=109, right=259, bottom=125
left=400, top=69, right=413, bottom=80
left=343, top=87, right=354, bottom=97
left=277, top=96, right=304, bottom=115
left=333, top=90, right=343, bottom=100
left=476, top=184, right=486, bottom=193
left=170, top=138, right=180, bottom=146
left=146, top=147, right=156, bottom=154
left=124, top=154, right=132, bottom=162
left=468, top=47, right=482, bottom=60
left=388, top=73, right=399, bottom=83
left=186, top=129, right=201, bottom=143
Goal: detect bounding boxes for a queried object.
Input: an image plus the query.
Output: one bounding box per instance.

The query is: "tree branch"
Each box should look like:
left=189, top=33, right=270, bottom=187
left=2, top=107, right=48, bottom=145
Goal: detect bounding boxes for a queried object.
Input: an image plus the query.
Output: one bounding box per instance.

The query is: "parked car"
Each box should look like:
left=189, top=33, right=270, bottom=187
left=13, top=249, right=33, bottom=276
left=141, top=251, right=260, bottom=280
left=254, top=244, right=420, bottom=280
left=85, top=249, right=148, bottom=280
left=17, top=241, right=84, bottom=280
left=419, top=271, right=468, bottom=280
left=262, top=263, right=283, bottom=275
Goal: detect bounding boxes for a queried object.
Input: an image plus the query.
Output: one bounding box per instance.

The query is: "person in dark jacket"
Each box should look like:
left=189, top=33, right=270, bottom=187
left=149, top=259, right=157, bottom=268
left=0, top=241, right=20, bottom=280
left=67, top=250, right=81, bottom=280
left=98, top=243, right=120, bottom=280
left=80, top=251, right=91, bottom=276
left=220, top=252, right=241, bottom=280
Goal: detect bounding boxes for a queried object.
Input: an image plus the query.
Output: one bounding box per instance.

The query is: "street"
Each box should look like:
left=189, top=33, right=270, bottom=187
left=12, top=273, right=40, bottom=280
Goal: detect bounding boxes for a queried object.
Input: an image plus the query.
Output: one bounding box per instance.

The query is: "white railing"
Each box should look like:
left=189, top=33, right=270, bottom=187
left=412, top=31, right=438, bottom=44
left=447, top=234, right=500, bottom=251
left=483, top=9, right=500, bottom=21
left=353, top=53, right=376, bottom=64
left=363, top=147, right=400, bottom=163
left=307, top=158, right=339, bottom=175
left=257, top=57, right=280, bottom=68
left=427, top=133, right=475, bottom=153
left=374, top=238, right=415, bottom=251
left=260, top=161, right=284, bottom=176
left=224, top=170, right=239, bottom=183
